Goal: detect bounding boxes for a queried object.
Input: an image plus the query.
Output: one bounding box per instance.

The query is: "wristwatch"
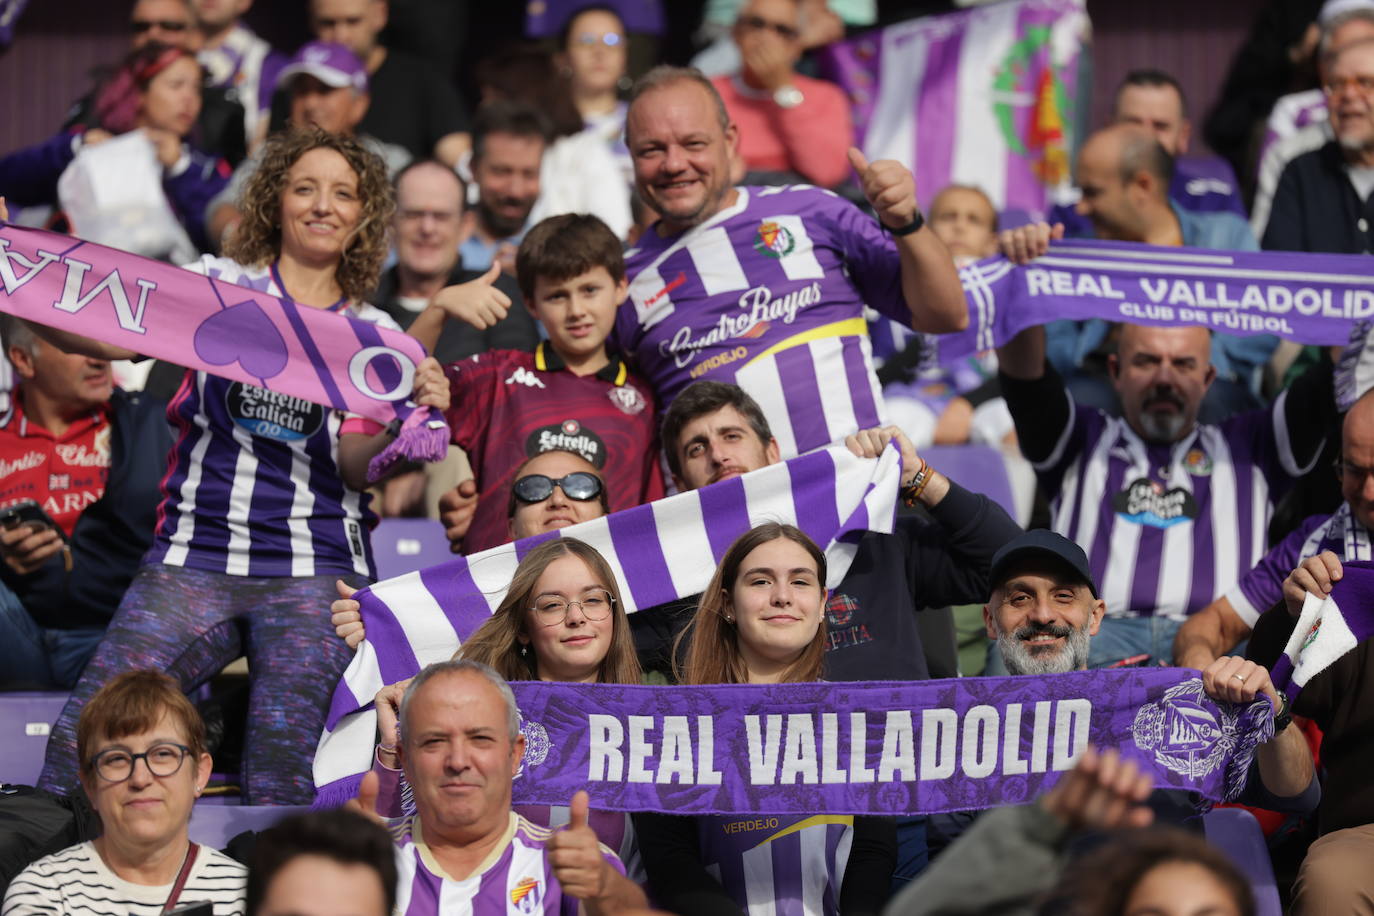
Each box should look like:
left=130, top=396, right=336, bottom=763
left=773, top=85, right=804, bottom=109
left=1271, top=690, right=1293, bottom=734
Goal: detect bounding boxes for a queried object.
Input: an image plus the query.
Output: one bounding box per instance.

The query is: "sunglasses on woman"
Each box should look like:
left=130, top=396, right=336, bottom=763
left=512, top=471, right=604, bottom=504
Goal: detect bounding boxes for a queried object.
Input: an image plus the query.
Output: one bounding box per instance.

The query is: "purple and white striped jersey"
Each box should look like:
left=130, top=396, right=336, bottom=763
left=389, top=812, right=625, bottom=916
left=1227, top=503, right=1373, bottom=626
left=620, top=185, right=911, bottom=457
left=1039, top=390, right=1312, bottom=621
left=145, top=256, right=394, bottom=578
left=697, top=813, right=854, bottom=916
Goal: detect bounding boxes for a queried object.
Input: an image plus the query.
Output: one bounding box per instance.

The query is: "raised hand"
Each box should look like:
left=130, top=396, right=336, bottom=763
left=997, top=221, right=1065, bottom=265
left=1201, top=655, right=1280, bottom=710
left=432, top=263, right=511, bottom=330
left=1282, top=550, right=1342, bottom=618
left=331, top=579, right=366, bottom=649
left=374, top=678, right=412, bottom=767
left=411, top=356, right=450, bottom=411
left=546, top=791, right=612, bottom=900
left=439, top=478, right=479, bottom=553
left=344, top=769, right=387, bottom=826
left=847, top=147, right=918, bottom=230
left=1040, top=746, right=1154, bottom=832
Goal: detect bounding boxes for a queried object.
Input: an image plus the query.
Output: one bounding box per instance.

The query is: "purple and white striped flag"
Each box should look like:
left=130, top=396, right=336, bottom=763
left=817, top=0, right=1088, bottom=216
left=312, top=443, right=903, bottom=805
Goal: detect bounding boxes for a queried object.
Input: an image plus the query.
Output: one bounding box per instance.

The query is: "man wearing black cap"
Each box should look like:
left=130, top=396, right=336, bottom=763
left=983, top=530, right=1106, bottom=676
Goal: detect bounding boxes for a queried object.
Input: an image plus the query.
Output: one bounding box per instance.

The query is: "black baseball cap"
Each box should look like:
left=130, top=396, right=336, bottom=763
left=988, top=529, right=1099, bottom=598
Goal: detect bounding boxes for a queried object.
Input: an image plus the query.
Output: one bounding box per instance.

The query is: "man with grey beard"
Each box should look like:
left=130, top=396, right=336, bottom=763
left=982, top=529, right=1103, bottom=676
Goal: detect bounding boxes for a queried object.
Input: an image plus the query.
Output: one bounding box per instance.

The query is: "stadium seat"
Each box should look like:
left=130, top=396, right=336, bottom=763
left=924, top=445, right=1017, bottom=521
left=1203, top=807, right=1282, bottom=916
left=0, top=692, right=69, bottom=786
left=371, top=518, right=452, bottom=580
left=188, top=803, right=311, bottom=849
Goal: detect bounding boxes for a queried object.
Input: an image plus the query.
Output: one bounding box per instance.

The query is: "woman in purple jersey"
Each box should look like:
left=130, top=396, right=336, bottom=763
left=35, top=128, right=448, bottom=805
left=634, top=523, right=897, bottom=916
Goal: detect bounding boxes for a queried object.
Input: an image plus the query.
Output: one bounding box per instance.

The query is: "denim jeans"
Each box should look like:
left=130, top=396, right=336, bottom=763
left=0, top=580, right=105, bottom=689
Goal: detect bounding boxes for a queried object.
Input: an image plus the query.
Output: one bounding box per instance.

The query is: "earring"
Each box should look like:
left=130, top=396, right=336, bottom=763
left=725, top=614, right=734, bottom=623
left=617, top=74, right=633, bottom=93
left=520, top=644, right=529, bottom=658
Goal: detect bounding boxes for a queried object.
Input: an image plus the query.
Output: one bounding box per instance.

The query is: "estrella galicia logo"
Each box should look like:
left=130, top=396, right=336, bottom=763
left=753, top=220, right=795, bottom=259
left=1112, top=478, right=1198, bottom=528
left=225, top=382, right=324, bottom=442
left=1131, top=678, right=1238, bottom=779
left=526, top=419, right=606, bottom=467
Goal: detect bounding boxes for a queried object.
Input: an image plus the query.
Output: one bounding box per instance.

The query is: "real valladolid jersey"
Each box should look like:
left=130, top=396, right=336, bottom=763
left=620, top=185, right=913, bottom=457
left=147, top=256, right=394, bottom=579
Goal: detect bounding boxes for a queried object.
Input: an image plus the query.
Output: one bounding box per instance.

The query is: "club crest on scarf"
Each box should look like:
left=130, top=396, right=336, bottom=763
left=514, top=715, right=549, bottom=781
left=1131, top=678, right=1239, bottom=779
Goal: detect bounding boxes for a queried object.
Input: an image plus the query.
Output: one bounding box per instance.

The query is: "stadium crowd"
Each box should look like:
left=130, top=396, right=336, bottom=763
left=0, top=0, right=1371, bottom=913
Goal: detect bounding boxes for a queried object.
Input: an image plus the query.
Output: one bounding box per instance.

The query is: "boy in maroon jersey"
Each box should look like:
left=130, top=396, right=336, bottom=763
left=411, top=213, right=663, bottom=554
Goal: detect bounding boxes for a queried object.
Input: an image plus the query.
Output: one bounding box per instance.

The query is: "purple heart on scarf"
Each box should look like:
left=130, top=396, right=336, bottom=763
left=193, top=299, right=290, bottom=380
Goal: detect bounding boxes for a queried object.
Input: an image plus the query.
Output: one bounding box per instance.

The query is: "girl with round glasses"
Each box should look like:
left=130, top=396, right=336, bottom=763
left=633, top=523, right=897, bottom=915
left=4, top=670, right=247, bottom=913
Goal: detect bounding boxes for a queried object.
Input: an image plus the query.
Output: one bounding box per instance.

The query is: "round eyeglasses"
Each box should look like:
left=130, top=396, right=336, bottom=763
left=89, top=743, right=192, bottom=783
left=530, top=588, right=615, bottom=626
left=512, top=471, right=603, bottom=504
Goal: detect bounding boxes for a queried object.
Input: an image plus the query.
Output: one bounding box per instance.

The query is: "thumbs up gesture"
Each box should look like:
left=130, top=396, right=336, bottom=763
left=546, top=790, right=612, bottom=900
left=344, top=770, right=388, bottom=827
left=431, top=262, right=512, bottom=330
left=848, top=147, right=919, bottom=231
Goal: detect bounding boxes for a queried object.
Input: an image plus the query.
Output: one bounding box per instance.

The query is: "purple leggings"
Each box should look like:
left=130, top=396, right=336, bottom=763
left=38, top=563, right=362, bottom=804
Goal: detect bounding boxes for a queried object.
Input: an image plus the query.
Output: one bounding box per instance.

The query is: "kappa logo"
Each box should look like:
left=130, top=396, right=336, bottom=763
left=506, top=367, right=546, bottom=389
left=753, top=220, right=795, bottom=259
left=1131, top=678, right=1239, bottom=780
left=510, top=876, right=544, bottom=914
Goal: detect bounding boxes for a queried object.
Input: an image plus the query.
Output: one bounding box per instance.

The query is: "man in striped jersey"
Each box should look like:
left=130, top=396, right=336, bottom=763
left=1175, top=389, right=1374, bottom=669
left=993, top=308, right=1335, bottom=669
left=618, top=66, right=968, bottom=459
left=386, top=660, right=647, bottom=915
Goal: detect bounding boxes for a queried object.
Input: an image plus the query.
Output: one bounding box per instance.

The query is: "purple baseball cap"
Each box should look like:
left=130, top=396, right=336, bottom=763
left=276, top=41, right=369, bottom=94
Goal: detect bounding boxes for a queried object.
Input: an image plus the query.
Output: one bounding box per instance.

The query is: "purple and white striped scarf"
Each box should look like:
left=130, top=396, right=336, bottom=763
left=312, top=443, right=904, bottom=806
left=0, top=222, right=447, bottom=478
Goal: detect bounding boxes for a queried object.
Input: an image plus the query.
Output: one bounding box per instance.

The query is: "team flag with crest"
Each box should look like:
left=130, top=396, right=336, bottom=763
left=817, top=0, right=1089, bottom=215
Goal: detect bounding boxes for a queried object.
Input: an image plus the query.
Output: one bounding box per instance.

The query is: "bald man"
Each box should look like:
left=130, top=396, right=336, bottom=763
left=992, top=128, right=1337, bottom=667
left=1175, top=389, right=1374, bottom=668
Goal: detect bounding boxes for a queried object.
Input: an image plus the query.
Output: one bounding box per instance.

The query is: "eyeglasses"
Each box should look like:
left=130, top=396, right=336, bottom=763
left=1322, top=74, right=1374, bottom=97
left=573, top=32, right=623, bottom=48
left=512, top=471, right=603, bottom=504
left=131, top=19, right=190, bottom=33
left=737, top=14, right=800, bottom=41
left=530, top=588, right=615, bottom=626
left=89, top=743, right=192, bottom=783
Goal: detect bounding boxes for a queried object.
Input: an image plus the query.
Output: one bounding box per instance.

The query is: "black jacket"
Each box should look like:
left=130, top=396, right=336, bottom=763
left=1262, top=141, right=1374, bottom=255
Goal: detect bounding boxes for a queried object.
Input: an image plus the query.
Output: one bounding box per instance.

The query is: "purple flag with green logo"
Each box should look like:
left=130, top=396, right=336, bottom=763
left=816, top=0, right=1088, bottom=215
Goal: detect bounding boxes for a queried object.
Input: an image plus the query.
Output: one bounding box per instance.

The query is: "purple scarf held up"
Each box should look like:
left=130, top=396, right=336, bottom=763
left=942, top=239, right=1374, bottom=365
left=0, top=221, right=446, bottom=480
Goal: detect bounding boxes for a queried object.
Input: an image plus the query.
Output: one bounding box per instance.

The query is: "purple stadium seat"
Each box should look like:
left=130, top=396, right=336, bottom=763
left=371, top=518, right=453, bottom=580
left=924, top=445, right=1017, bottom=521
left=188, top=803, right=311, bottom=849
left=0, top=692, right=69, bottom=786
left=1203, top=807, right=1282, bottom=916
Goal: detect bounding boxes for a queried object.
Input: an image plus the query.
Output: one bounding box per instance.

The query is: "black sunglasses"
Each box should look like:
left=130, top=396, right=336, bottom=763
left=512, top=471, right=603, bottom=504
left=131, top=19, right=189, bottom=33
left=737, top=14, right=799, bottom=41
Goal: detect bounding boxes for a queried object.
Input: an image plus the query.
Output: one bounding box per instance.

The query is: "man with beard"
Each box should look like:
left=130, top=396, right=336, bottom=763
left=459, top=102, right=547, bottom=275
left=990, top=314, right=1335, bottom=669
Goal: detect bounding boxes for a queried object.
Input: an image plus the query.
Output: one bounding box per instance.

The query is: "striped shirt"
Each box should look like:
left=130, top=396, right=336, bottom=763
left=389, top=811, right=625, bottom=916
left=698, top=814, right=854, bottom=916
left=620, top=185, right=910, bottom=458
left=1020, top=383, right=1312, bottom=621
left=145, top=256, right=394, bottom=578
left=2, top=841, right=246, bottom=916
left=1228, top=503, right=1373, bottom=626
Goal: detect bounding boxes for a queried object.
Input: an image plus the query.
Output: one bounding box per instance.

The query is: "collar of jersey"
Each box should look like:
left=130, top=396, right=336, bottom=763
left=534, top=341, right=629, bottom=385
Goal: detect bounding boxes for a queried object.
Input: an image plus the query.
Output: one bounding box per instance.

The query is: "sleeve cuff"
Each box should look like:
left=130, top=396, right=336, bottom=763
left=166, top=148, right=192, bottom=177
left=1225, top=586, right=1262, bottom=627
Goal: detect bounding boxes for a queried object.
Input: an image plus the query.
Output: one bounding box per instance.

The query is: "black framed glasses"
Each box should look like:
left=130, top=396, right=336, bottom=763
left=1334, top=458, right=1374, bottom=481
left=737, top=14, right=800, bottom=41
left=512, top=471, right=603, bottom=504
left=131, top=19, right=190, bottom=33
left=90, top=743, right=192, bottom=783
left=530, top=588, right=615, bottom=626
